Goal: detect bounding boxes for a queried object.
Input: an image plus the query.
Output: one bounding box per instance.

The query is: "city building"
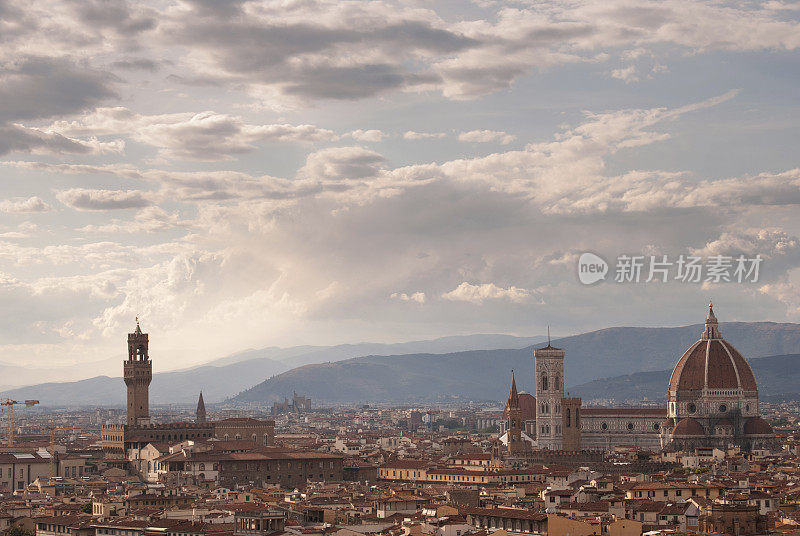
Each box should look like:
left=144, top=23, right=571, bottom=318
left=660, top=302, right=777, bottom=451
left=101, top=321, right=275, bottom=460
left=497, top=304, right=775, bottom=454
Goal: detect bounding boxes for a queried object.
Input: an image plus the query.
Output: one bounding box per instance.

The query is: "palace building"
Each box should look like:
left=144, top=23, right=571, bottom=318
left=498, top=304, right=775, bottom=455
left=101, top=321, right=275, bottom=459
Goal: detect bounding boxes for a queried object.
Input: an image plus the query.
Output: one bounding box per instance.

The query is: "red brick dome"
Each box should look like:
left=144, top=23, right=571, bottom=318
left=744, top=417, right=774, bottom=436
left=668, top=305, right=758, bottom=394
left=673, top=417, right=705, bottom=436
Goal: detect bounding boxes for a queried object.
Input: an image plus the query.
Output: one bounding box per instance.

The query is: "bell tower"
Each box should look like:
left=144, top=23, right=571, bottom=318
left=124, top=318, right=152, bottom=426
left=534, top=330, right=565, bottom=450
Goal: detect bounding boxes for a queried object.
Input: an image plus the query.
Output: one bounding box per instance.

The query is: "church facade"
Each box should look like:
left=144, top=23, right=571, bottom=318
left=498, top=304, right=775, bottom=455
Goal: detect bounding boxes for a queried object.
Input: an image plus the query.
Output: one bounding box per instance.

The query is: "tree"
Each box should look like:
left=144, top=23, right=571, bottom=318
left=3, top=527, right=36, bottom=536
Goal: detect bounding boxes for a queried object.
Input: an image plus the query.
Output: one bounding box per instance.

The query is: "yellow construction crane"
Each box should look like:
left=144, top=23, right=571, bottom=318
left=47, top=421, right=78, bottom=478
left=1, top=399, right=39, bottom=446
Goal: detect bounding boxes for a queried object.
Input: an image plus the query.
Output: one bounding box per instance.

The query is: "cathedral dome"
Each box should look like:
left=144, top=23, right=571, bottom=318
left=673, top=417, right=704, bottom=436
left=668, top=304, right=758, bottom=394
left=744, top=416, right=774, bottom=436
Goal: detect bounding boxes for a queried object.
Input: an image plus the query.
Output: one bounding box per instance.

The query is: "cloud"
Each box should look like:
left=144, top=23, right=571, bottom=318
left=348, top=129, right=385, bottom=142
left=458, top=129, right=516, bottom=144
left=442, top=282, right=534, bottom=304
left=0, top=57, right=117, bottom=123
left=297, top=146, right=386, bottom=181
left=0, top=124, right=124, bottom=157
left=390, top=291, right=426, bottom=304
left=0, top=57, right=119, bottom=156
left=56, top=189, right=154, bottom=211
left=610, top=65, right=639, bottom=83
left=157, top=0, right=800, bottom=103
left=0, top=197, right=52, bottom=214
left=404, top=131, right=447, bottom=140
left=48, top=108, right=337, bottom=161
left=79, top=206, right=183, bottom=234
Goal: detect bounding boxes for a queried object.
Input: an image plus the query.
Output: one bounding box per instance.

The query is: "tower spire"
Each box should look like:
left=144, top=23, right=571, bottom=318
left=547, top=325, right=551, bottom=347
left=508, top=370, right=519, bottom=406
left=196, top=391, right=206, bottom=424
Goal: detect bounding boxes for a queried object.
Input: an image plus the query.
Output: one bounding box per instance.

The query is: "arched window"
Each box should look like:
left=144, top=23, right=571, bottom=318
left=235, top=434, right=242, bottom=440
left=554, top=375, right=560, bottom=390
left=199, top=463, right=205, bottom=471
left=541, top=374, right=549, bottom=391
left=252, top=434, right=257, bottom=442
left=566, top=408, right=571, bottom=427
left=575, top=408, right=580, bottom=428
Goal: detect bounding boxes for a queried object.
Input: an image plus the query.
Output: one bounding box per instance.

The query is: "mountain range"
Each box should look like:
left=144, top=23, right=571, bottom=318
left=0, top=334, right=546, bottom=405
left=231, top=322, right=800, bottom=404
left=4, top=322, right=799, bottom=407
left=572, top=353, right=800, bottom=403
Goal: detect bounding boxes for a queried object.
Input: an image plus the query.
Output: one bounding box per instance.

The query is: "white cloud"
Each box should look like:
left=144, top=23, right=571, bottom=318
left=48, top=108, right=337, bottom=161
left=56, top=189, right=155, bottom=211
left=0, top=196, right=51, bottom=214
left=404, top=131, right=447, bottom=140
left=458, top=129, right=516, bottom=144
left=297, top=146, right=386, bottom=181
left=442, top=282, right=534, bottom=304
left=348, top=129, right=385, bottom=142
left=390, top=291, right=426, bottom=304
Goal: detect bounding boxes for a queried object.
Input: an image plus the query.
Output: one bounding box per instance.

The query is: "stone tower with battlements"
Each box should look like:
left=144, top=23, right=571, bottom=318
left=124, top=319, right=152, bottom=426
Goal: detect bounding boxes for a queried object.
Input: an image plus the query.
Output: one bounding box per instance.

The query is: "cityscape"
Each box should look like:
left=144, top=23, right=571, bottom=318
left=2, top=0, right=800, bottom=536
left=2, top=305, right=800, bottom=536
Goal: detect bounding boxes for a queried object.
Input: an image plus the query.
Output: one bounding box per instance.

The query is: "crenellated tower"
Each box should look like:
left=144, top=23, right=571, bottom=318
left=124, top=318, right=152, bottom=426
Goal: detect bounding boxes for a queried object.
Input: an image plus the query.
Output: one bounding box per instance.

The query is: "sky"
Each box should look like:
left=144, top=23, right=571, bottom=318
left=1, top=0, right=800, bottom=378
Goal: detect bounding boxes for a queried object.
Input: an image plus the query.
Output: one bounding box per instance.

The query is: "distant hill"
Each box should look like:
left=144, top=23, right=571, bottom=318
left=0, top=357, right=289, bottom=405
left=231, top=322, right=800, bottom=404
left=200, top=334, right=548, bottom=370
left=554, top=322, right=800, bottom=386
left=572, top=353, right=800, bottom=403
left=0, top=333, right=546, bottom=405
